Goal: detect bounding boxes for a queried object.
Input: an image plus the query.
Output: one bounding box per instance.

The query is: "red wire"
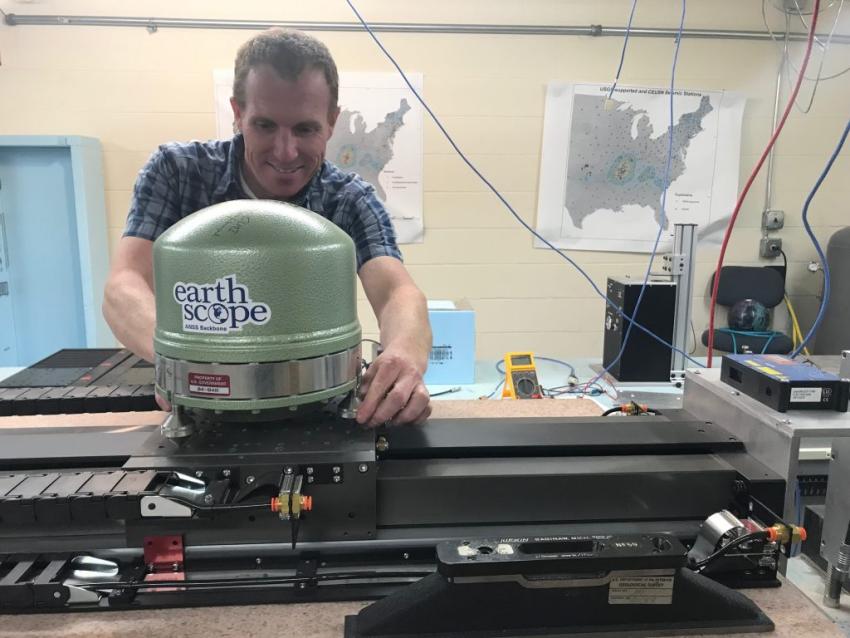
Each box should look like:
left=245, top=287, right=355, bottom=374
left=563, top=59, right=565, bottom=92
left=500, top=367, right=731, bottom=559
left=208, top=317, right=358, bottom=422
left=706, top=0, right=821, bottom=368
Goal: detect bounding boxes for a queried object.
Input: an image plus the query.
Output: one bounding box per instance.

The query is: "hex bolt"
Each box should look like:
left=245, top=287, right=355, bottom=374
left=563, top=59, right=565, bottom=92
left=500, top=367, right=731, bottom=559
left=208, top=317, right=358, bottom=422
left=204, top=494, right=214, bottom=505
left=53, top=591, right=62, bottom=599
left=246, top=475, right=255, bottom=485
left=376, top=436, right=389, bottom=453
left=284, top=467, right=294, bottom=475
left=332, top=466, right=341, bottom=474
left=332, top=475, right=342, bottom=484
left=222, top=469, right=231, bottom=478
left=358, top=464, right=369, bottom=473
left=255, top=558, right=262, bottom=566
left=194, top=470, right=204, bottom=478
left=306, top=467, right=314, bottom=476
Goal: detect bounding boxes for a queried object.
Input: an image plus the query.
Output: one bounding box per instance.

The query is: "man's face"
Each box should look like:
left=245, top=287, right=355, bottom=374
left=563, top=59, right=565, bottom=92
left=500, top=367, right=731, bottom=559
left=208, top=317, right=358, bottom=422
left=231, top=65, right=339, bottom=200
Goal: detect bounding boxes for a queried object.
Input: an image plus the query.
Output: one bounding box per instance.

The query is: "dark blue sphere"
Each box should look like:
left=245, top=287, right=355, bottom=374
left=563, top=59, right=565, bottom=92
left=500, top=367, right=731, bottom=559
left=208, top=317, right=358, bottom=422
left=728, top=299, right=770, bottom=332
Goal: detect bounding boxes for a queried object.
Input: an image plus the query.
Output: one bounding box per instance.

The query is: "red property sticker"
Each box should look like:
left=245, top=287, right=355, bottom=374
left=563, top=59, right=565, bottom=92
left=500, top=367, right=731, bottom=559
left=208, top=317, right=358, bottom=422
left=187, top=372, right=231, bottom=397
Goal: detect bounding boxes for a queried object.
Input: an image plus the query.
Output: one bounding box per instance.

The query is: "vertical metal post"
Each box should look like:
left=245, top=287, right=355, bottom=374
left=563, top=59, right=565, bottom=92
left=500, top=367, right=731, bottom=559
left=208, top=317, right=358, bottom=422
left=669, top=224, right=697, bottom=381
left=762, top=52, right=785, bottom=221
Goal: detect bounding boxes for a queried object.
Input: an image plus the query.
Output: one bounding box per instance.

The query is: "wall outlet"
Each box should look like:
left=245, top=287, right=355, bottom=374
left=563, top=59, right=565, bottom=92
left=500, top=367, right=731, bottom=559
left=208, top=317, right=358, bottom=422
left=762, top=209, right=785, bottom=231
left=760, top=237, right=782, bottom=258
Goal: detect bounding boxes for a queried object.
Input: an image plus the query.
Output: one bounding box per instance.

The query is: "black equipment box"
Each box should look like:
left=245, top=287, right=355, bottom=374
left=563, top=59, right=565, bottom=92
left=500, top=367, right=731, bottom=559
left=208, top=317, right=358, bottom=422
left=0, top=348, right=157, bottom=415
left=721, top=354, right=850, bottom=413
left=602, top=277, right=676, bottom=382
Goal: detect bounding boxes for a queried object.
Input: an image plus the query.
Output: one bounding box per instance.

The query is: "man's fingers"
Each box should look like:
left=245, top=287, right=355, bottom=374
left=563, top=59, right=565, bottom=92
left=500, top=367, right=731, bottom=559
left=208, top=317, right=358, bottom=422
left=368, top=377, right=416, bottom=426
left=155, top=393, right=172, bottom=412
left=411, top=404, right=432, bottom=425
left=359, top=361, right=377, bottom=397
left=393, top=384, right=430, bottom=425
left=356, top=360, right=399, bottom=424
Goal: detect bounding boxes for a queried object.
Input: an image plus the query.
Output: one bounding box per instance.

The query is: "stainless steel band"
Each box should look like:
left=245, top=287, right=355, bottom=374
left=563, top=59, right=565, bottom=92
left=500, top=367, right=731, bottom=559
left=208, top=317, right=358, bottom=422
left=156, top=345, right=361, bottom=401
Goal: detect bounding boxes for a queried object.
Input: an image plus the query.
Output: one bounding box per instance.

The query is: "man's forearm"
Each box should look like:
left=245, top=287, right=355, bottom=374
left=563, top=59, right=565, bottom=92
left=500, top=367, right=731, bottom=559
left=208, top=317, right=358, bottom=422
left=375, top=285, right=431, bottom=371
left=103, top=273, right=157, bottom=362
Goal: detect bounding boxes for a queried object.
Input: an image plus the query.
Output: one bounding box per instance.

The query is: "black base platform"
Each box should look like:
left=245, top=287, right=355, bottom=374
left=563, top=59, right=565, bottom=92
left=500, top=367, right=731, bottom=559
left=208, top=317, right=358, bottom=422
left=345, top=567, right=774, bottom=638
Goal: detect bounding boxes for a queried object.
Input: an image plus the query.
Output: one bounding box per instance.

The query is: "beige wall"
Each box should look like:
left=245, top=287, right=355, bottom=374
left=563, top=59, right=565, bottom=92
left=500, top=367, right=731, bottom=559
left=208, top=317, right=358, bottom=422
left=1, top=0, right=848, bottom=360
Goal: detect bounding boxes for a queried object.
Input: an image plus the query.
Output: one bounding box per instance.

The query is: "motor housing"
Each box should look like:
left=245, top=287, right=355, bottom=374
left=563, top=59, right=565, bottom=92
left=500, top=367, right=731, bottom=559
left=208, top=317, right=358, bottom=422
left=152, top=200, right=361, bottom=436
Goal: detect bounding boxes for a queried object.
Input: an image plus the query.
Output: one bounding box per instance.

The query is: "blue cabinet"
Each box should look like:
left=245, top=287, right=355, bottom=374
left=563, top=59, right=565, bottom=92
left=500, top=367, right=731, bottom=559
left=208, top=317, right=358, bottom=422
left=0, top=136, right=110, bottom=367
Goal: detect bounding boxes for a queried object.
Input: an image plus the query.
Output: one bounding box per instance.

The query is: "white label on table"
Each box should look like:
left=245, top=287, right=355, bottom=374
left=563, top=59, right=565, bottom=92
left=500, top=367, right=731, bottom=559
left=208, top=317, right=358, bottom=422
left=791, top=387, right=822, bottom=403
left=608, top=576, right=674, bottom=605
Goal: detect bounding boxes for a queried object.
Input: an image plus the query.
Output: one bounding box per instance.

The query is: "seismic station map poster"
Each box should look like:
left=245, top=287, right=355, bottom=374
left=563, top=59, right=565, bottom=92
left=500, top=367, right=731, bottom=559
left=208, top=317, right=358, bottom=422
left=214, top=71, right=424, bottom=244
left=535, top=83, right=745, bottom=253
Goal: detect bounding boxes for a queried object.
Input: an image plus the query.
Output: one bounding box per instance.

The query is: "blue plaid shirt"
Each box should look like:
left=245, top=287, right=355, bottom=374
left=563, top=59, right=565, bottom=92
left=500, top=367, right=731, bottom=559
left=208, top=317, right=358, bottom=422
left=124, top=135, right=402, bottom=269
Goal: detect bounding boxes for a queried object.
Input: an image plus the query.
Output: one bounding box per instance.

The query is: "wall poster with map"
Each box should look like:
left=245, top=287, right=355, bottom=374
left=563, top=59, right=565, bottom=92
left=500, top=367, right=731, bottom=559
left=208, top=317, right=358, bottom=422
left=535, top=83, right=745, bottom=253
left=214, top=70, right=424, bottom=244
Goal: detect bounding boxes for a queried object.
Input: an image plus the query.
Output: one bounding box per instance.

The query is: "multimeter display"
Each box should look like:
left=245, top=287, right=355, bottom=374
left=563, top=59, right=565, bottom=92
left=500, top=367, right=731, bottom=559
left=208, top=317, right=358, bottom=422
left=511, top=355, right=532, bottom=366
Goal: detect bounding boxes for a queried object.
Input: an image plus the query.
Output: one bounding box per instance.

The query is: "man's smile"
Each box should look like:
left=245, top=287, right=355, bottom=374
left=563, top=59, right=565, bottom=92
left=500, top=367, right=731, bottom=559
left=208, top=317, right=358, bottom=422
left=266, top=161, right=303, bottom=175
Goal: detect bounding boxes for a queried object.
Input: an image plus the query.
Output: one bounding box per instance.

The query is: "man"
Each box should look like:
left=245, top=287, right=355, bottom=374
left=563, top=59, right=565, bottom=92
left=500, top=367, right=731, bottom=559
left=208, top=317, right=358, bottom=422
left=103, top=29, right=432, bottom=427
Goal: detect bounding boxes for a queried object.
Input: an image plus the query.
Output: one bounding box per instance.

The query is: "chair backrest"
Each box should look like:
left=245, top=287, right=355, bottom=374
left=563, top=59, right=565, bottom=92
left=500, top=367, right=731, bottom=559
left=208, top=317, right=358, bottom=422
left=712, top=266, right=785, bottom=308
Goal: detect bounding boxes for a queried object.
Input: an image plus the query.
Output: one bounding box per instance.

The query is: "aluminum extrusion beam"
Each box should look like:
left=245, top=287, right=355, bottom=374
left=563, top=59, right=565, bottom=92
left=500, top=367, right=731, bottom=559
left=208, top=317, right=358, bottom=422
left=670, top=224, right=698, bottom=381
left=4, top=14, right=850, bottom=44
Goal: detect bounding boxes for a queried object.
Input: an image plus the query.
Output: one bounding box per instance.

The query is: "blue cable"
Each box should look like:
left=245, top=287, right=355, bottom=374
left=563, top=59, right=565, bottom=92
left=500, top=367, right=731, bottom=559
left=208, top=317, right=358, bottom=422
left=485, top=379, right=505, bottom=400
left=344, top=0, right=704, bottom=369
left=716, top=328, right=780, bottom=355
left=607, top=0, right=639, bottom=101
left=587, top=0, right=687, bottom=389
left=790, top=115, right=850, bottom=357
left=495, top=356, right=576, bottom=378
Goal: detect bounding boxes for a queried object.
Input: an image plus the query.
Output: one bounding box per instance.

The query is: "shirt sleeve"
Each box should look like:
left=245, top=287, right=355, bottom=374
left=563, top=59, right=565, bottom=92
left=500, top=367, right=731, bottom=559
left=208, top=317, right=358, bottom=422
left=346, top=182, right=403, bottom=270
left=123, top=148, right=184, bottom=241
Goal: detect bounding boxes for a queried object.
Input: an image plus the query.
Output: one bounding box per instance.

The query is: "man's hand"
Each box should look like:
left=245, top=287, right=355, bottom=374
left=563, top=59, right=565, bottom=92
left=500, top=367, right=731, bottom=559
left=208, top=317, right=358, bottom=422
left=356, top=257, right=432, bottom=427
left=356, top=344, right=431, bottom=427
left=155, top=393, right=172, bottom=412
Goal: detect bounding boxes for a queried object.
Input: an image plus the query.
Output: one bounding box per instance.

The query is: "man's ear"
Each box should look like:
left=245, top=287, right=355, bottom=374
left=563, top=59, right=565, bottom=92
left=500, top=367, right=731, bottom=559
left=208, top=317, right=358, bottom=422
left=327, top=106, right=341, bottom=135
left=230, top=96, right=244, bottom=133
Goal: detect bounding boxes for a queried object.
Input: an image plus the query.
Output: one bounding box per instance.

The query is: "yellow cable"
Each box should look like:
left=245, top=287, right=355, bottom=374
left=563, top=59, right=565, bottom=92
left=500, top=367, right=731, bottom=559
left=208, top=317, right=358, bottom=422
left=785, top=295, right=803, bottom=351
left=785, top=295, right=811, bottom=357
left=786, top=296, right=801, bottom=349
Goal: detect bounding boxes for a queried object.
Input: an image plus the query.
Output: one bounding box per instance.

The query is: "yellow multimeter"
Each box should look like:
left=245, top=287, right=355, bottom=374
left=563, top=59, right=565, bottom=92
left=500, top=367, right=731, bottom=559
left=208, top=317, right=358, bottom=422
left=502, top=352, right=542, bottom=399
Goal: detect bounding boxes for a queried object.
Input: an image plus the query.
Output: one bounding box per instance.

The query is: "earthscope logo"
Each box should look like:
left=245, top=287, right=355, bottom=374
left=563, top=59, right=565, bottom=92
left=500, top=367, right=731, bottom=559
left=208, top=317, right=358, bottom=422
left=173, top=275, right=271, bottom=334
